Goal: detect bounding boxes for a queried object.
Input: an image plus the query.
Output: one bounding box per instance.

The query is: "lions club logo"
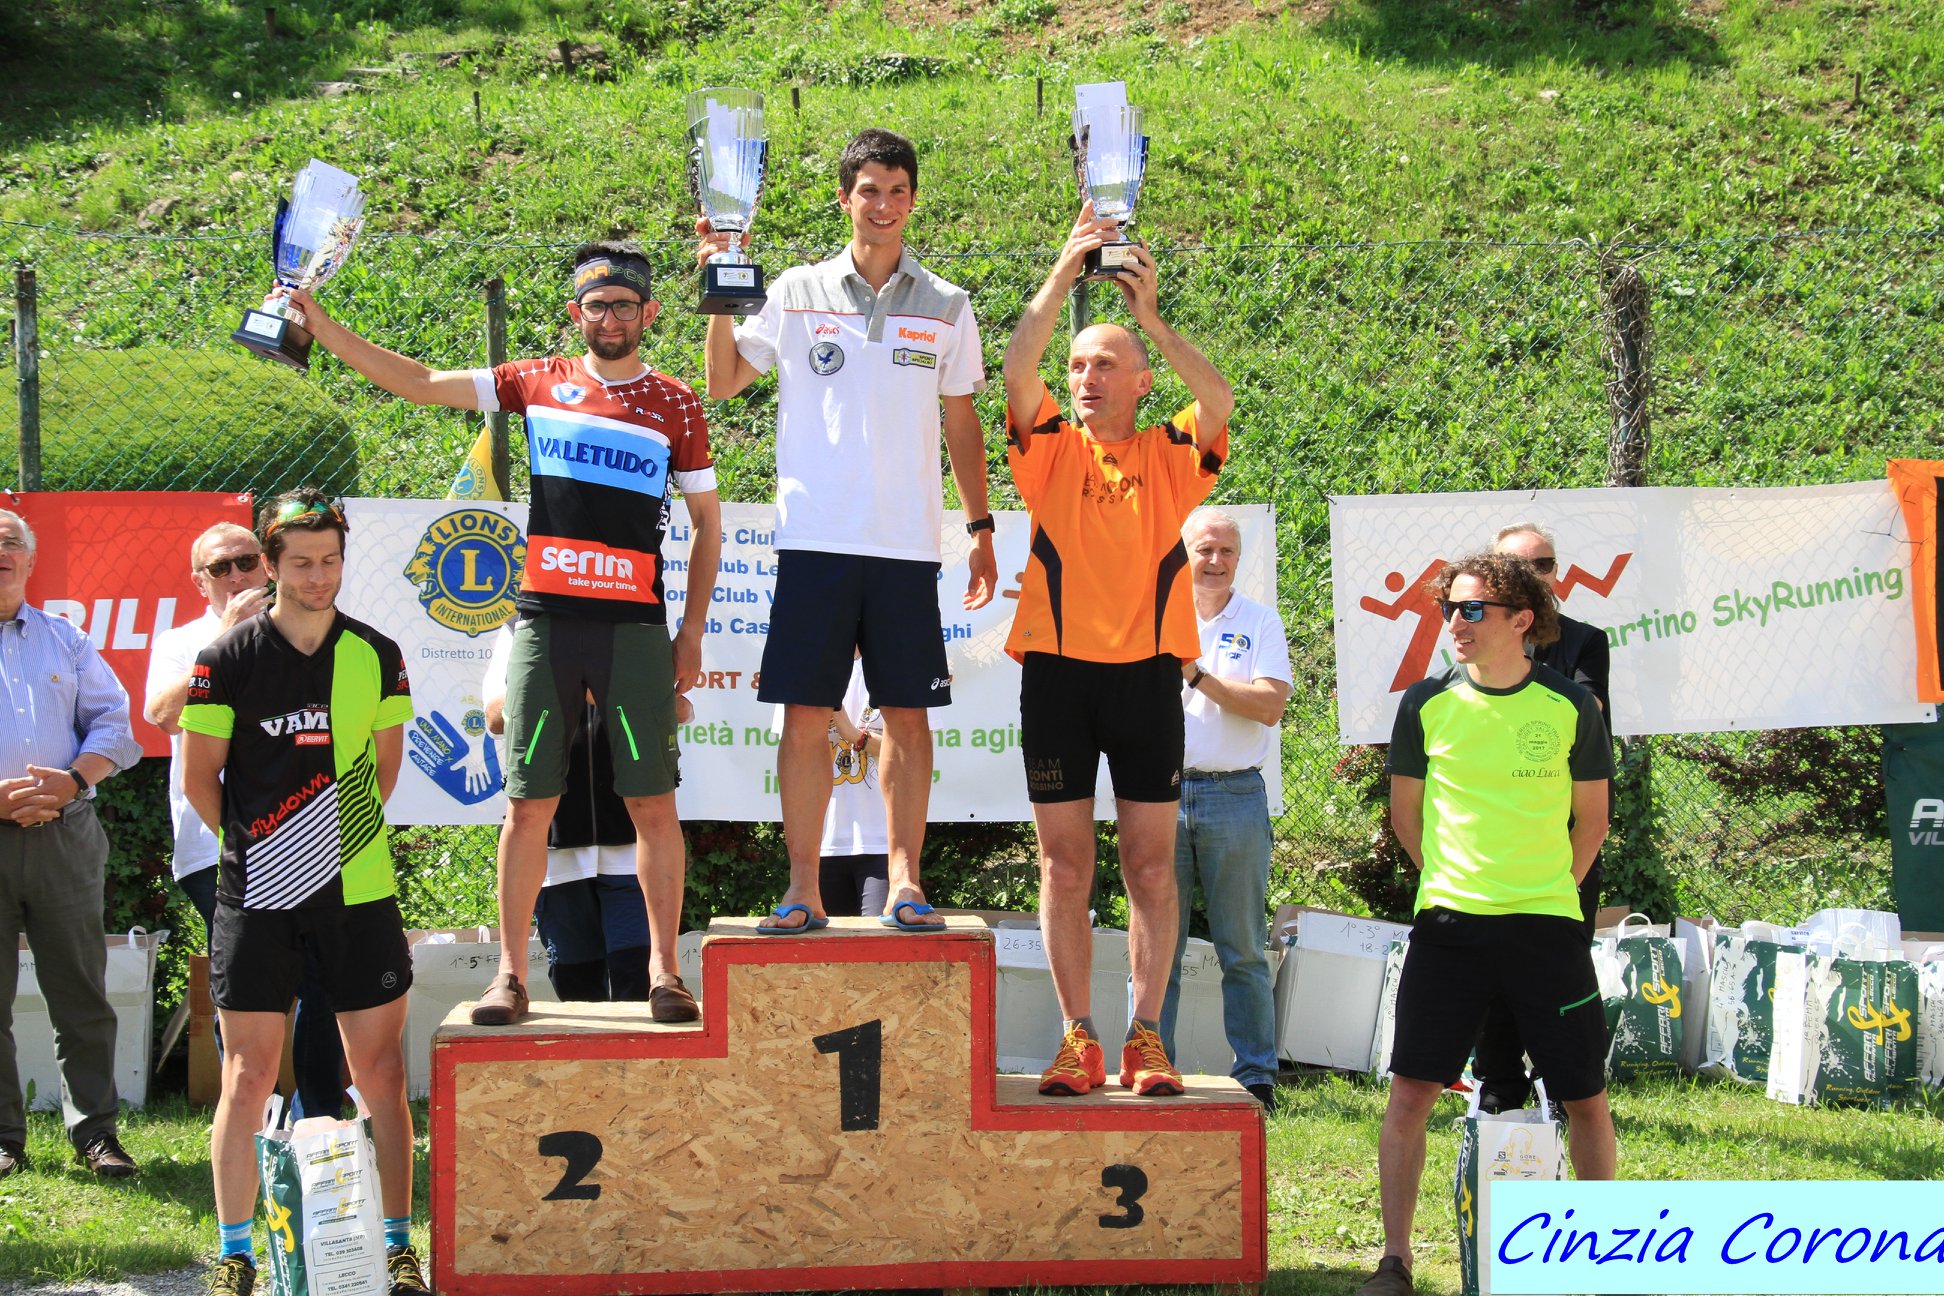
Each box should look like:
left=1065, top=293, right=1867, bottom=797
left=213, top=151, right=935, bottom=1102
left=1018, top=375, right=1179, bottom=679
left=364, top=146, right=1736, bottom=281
left=1516, top=720, right=1562, bottom=763
left=810, top=341, right=845, bottom=375
left=403, top=508, right=527, bottom=638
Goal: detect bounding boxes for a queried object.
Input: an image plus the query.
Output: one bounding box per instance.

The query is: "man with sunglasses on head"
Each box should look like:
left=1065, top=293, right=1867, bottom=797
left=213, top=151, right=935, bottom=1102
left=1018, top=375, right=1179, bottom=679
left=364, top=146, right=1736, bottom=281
left=1468, top=521, right=1613, bottom=1120
left=180, top=490, right=426, bottom=1295
left=1357, top=552, right=1615, bottom=1296
left=285, top=241, right=722, bottom=1028
left=145, top=522, right=347, bottom=1122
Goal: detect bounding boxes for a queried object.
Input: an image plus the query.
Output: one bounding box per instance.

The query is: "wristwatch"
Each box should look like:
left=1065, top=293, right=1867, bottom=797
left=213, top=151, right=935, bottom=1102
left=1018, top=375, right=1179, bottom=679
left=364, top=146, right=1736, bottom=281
left=65, top=765, right=90, bottom=796
left=965, top=516, right=995, bottom=536
left=1187, top=667, right=1207, bottom=691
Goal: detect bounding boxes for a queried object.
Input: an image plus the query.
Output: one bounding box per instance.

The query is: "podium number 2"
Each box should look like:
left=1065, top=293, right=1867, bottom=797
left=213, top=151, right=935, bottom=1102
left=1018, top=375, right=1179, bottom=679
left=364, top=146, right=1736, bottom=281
left=1099, top=1164, right=1148, bottom=1228
left=812, top=1019, right=882, bottom=1131
left=539, top=1131, right=603, bottom=1201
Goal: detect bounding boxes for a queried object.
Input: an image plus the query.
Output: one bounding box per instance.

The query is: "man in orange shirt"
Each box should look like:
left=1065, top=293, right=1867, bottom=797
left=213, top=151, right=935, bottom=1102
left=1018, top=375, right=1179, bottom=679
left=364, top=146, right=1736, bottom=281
left=1001, top=202, right=1233, bottom=1098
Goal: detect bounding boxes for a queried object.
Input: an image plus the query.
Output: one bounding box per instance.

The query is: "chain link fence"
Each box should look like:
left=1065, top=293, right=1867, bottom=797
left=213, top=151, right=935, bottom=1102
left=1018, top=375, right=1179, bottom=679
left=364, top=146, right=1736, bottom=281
left=4, top=220, right=1940, bottom=928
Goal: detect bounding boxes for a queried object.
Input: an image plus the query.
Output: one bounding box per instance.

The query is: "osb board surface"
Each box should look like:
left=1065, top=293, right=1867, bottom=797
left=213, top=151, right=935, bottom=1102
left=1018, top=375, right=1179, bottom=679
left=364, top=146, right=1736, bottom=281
left=436, top=1000, right=699, bottom=1039
left=707, top=914, right=993, bottom=939
left=991, top=1073, right=1258, bottom=1108
left=448, top=959, right=1247, bottom=1275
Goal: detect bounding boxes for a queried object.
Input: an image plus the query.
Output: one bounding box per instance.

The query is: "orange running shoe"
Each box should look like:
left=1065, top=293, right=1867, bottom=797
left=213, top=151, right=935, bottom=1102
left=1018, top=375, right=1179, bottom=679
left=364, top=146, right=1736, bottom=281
left=1038, top=1026, right=1107, bottom=1096
left=1120, top=1023, right=1185, bottom=1096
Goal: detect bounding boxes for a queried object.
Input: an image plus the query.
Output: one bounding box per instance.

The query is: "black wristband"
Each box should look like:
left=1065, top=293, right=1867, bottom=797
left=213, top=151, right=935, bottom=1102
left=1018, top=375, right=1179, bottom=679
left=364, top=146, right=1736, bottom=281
left=1188, top=667, right=1207, bottom=691
left=65, top=765, right=90, bottom=795
left=965, top=515, right=995, bottom=536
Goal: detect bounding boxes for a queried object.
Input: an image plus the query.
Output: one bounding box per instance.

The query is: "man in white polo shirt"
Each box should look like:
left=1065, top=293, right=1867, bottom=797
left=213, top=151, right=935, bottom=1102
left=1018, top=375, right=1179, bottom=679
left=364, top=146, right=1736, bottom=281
left=700, top=127, right=997, bottom=935
left=1163, top=507, right=1290, bottom=1109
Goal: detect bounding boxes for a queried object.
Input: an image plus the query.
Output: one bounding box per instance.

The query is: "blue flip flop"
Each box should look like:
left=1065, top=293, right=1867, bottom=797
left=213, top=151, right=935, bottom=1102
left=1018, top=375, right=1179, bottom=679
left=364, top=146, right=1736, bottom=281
left=757, top=903, right=829, bottom=935
left=879, top=901, right=945, bottom=932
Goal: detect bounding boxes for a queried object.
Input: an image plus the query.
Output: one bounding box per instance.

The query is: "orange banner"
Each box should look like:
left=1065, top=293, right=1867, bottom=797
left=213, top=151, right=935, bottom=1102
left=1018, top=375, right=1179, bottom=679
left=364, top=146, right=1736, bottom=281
left=1889, top=459, right=1944, bottom=703
left=9, top=490, right=254, bottom=757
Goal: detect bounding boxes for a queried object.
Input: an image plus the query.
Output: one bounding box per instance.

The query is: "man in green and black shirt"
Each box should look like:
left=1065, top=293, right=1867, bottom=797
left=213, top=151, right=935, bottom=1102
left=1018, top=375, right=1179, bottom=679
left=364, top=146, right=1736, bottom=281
left=1355, top=551, right=1615, bottom=1296
left=181, top=489, right=427, bottom=1296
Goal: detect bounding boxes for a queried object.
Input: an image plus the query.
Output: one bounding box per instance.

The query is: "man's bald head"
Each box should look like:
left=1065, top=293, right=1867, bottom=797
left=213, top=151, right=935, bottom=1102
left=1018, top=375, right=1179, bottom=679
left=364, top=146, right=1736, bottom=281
left=1071, top=322, right=1150, bottom=370
left=1066, top=322, right=1154, bottom=438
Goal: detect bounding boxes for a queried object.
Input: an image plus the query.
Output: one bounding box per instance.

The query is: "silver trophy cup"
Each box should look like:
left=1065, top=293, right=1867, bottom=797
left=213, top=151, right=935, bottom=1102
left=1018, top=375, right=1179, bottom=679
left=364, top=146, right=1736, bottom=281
left=231, top=159, right=366, bottom=371
left=688, top=87, right=769, bottom=315
left=1071, top=94, right=1148, bottom=279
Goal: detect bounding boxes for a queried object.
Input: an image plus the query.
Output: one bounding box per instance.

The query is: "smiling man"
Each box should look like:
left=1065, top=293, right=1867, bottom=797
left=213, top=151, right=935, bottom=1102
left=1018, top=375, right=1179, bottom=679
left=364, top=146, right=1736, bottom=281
left=288, top=242, right=722, bottom=1027
left=1361, top=551, right=1616, bottom=1296
left=1000, top=202, right=1232, bottom=1099
left=701, top=128, right=996, bottom=937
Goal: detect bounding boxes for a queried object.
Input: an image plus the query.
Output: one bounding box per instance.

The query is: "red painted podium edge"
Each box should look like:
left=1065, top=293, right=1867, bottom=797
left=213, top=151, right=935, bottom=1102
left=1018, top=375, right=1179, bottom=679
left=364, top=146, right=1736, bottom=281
left=431, top=930, right=1268, bottom=1294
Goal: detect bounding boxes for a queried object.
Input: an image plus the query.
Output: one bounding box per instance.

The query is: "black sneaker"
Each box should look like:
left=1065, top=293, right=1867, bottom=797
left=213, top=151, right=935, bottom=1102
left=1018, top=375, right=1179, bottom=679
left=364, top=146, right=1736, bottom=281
left=208, top=1254, right=257, bottom=1296
left=387, top=1243, right=433, bottom=1294
left=1246, top=1082, right=1278, bottom=1112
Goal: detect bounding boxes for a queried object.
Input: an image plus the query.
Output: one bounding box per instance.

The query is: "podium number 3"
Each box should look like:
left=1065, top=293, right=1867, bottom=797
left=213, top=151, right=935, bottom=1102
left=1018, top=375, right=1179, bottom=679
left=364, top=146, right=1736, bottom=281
left=1099, top=1164, right=1148, bottom=1228
left=813, top=1020, right=883, bottom=1131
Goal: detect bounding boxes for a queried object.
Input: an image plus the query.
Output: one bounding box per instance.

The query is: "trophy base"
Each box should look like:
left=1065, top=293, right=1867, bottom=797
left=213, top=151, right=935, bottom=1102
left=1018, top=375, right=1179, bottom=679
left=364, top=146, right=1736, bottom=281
left=1084, top=241, right=1138, bottom=279
left=232, top=308, right=314, bottom=372
left=698, top=262, right=767, bottom=316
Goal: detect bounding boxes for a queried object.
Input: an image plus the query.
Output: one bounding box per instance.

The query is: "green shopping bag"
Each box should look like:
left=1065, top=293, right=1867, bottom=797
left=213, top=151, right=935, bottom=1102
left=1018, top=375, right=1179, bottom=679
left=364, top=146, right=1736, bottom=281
left=1594, top=915, right=1685, bottom=1083
left=1804, top=948, right=1920, bottom=1108
left=254, top=1090, right=390, bottom=1296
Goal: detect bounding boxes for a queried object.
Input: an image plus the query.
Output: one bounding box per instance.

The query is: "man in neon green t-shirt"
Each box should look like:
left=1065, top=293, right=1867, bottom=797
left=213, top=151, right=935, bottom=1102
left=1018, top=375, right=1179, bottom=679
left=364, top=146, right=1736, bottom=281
left=1355, top=551, right=1615, bottom=1296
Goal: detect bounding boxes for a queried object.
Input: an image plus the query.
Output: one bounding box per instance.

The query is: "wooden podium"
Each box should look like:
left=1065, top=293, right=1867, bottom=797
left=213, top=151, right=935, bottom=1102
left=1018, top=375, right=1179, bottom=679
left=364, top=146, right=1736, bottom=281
left=430, top=917, right=1266, bottom=1294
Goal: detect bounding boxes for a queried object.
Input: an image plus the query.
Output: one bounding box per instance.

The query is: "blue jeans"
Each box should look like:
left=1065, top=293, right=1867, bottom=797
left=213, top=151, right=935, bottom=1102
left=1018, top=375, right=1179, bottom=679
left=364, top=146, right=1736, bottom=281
left=179, top=866, right=345, bottom=1120
left=1159, top=769, right=1277, bottom=1088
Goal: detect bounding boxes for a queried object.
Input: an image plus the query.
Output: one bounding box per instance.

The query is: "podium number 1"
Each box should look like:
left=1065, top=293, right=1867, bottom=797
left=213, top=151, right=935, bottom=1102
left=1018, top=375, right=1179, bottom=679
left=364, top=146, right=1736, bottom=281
left=813, top=1019, right=883, bottom=1131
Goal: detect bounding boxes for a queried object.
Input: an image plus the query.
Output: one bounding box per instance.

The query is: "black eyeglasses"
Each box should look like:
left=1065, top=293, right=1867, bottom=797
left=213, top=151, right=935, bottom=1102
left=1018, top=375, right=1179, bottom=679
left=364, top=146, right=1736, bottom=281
left=201, top=554, right=261, bottom=579
left=1440, top=599, right=1517, bottom=623
left=1529, top=556, right=1558, bottom=574
left=577, top=299, right=644, bottom=321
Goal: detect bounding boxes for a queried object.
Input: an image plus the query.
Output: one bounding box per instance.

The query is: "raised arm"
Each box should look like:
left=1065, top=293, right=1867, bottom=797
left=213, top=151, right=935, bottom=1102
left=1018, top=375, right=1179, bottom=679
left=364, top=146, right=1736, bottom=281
left=1113, top=246, right=1235, bottom=435
left=282, top=288, right=484, bottom=411
left=1002, top=202, right=1120, bottom=431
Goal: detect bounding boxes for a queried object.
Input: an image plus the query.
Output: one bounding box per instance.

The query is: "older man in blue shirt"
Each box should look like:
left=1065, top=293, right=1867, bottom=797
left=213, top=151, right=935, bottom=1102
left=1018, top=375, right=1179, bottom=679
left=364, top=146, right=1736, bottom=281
left=0, top=507, right=144, bottom=1179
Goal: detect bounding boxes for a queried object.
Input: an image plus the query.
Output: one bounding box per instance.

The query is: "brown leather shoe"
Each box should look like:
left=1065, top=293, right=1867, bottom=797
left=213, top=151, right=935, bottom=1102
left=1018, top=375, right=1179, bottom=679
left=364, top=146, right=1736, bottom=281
left=649, top=974, right=700, bottom=1024
left=470, top=972, right=529, bottom=1025
left=75, top=1133, right=138, bottom=1179
left=0, top=1141, right=25, bottom=1179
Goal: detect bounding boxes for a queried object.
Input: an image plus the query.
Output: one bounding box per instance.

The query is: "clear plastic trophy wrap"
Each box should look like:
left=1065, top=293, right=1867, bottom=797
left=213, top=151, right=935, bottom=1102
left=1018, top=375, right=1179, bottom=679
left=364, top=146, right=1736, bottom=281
left=1070, top=82, right=1149, bottom=279
left=230, top=160, right=366, bottom=371
left=688, top=87, right=769, bottom=315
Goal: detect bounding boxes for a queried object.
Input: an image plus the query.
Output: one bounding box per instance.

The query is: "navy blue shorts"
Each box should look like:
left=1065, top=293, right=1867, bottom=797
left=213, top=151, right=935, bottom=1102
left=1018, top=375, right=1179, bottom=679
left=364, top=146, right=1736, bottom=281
left=534, top=875, right=651, bottom=966
left=758, top=550, right=951, bottom=709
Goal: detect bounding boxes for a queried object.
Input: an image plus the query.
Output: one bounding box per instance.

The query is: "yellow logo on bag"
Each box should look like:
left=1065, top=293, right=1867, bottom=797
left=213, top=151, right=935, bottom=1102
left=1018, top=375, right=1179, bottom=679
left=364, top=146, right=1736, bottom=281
left=1641, top=979, right=1682, bottom=1018
left=265, top=1198, right=296, bottom=1254
left=1845, top=1000, right=1913, bottom=1043
left=1459, top=1181, right=1474, bottom=1236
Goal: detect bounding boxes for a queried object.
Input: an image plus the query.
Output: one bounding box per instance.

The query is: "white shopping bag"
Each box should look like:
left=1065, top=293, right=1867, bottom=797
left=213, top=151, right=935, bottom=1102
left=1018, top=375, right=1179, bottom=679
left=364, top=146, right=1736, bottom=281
left=255, top=1088, right=390, bottom=1296
left=1454, top=1079, right=1565, bottom=1296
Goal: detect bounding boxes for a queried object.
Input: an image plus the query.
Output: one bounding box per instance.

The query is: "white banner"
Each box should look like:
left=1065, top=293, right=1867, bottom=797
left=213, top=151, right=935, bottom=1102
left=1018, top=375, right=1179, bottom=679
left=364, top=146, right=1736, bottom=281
left=342, top=499, right=1278, bottom=824
left=1330, top=483, right=1933, bottom=744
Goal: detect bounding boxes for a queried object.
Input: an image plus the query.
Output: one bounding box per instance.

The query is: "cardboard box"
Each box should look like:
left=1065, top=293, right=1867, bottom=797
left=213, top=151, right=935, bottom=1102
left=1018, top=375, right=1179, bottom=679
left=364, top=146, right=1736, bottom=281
left=15, top=930, right=166, bottom=1109
left=991, top=917, right=1131, bottom=1075
left=404, top=928, right=554, bottom=1098
left=1270, top=906, right=1410, bottom=1071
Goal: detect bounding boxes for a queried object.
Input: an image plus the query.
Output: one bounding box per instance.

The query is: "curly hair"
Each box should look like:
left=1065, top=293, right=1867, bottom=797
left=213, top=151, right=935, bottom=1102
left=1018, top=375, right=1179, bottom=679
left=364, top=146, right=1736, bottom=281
left=1426, top=550, right=1560, bottom=648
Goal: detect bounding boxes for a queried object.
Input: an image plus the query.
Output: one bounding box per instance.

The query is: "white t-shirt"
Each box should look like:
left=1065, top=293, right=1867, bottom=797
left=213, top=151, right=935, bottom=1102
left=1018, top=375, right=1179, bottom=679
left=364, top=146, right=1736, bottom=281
left=1182, top=591, right=1292, bottom=774
left=144, top=609, right=224, bottom=880
left=733, top=246, right=985, bottom=562
left=823, top=661, right=888, bottom=857
left=480, top=625, right=636, bottom=886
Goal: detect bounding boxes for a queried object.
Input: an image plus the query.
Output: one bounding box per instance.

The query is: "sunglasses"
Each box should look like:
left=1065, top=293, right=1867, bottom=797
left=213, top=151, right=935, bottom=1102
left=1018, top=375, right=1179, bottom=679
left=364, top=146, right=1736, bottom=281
left=1440, top=599, right=1518, bottom=623
left=201, top=553, right=261, bottom=579
left=264, top=498, right=346, bottom=537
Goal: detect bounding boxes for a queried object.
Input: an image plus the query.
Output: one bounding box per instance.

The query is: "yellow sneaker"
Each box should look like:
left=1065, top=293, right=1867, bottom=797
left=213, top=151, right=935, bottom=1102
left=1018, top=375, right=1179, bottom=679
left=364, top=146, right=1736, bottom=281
left=1119, top=1023, right=1185, bottom=1096
left=1038, top=1026, right=1107, bottom=1096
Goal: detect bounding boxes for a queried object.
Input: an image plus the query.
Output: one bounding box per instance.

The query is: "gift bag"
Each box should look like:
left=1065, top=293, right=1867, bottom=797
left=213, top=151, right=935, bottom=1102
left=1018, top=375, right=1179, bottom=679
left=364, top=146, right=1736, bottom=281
left=255, top=1088, right=390, bottom=1296
left=1593, top=914, right=1686, bottom=1083
left=1367, top=935, right=1409, bottom=1075
left=1912, top=945, right=1944, bottom=1089
left=1702, top=921, right=1798, bottom=1085
left=1771, top=936, right=1921, bottom=1108
left=1454, top=1080, right=1565, bottom=1296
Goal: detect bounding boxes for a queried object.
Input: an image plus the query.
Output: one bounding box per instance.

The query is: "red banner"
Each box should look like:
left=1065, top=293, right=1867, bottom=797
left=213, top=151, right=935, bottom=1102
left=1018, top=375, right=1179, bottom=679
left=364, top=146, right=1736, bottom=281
left=9, top=491, right=253, bottom=757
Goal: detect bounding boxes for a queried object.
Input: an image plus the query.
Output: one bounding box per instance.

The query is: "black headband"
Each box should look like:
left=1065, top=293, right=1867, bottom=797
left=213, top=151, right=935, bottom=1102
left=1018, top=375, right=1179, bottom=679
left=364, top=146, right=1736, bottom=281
left=573, top=254, right=653, bottom=300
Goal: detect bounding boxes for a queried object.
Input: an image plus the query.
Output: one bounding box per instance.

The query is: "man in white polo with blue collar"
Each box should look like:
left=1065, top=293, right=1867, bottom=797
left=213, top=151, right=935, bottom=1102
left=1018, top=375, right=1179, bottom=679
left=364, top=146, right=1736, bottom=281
left=1162, top=507, right=1290, bottom=1109
left=700, top=127, right=997, bottom=937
